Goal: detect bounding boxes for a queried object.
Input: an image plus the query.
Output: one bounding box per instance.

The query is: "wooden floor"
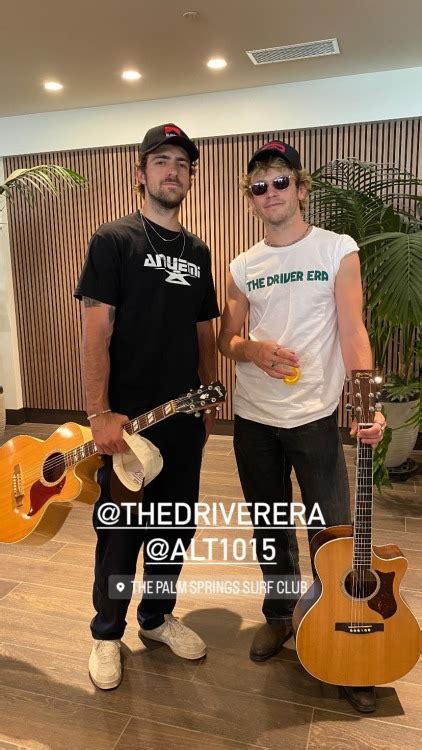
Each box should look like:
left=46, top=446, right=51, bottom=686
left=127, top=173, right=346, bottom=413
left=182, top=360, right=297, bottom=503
left=0, top=423, right=421, bottom=750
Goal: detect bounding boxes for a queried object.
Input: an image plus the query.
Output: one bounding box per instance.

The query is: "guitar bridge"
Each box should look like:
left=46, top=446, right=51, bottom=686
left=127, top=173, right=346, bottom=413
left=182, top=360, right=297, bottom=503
left=335, top=623, right=384, bottom=634
left=12, top=464, right=24, bottom=507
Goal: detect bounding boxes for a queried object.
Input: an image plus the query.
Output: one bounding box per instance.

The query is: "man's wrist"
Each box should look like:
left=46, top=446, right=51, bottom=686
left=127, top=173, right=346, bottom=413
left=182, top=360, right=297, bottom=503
left=87, top=408, right=111, bottom=421
left=243, top=339, right=255, bottom=362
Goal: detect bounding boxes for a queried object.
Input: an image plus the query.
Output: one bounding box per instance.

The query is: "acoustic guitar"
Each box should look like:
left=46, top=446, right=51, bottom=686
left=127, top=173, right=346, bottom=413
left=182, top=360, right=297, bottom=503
left=0, top=382, right=226, bottom=544
left=293, top=370, right=420, bottom=686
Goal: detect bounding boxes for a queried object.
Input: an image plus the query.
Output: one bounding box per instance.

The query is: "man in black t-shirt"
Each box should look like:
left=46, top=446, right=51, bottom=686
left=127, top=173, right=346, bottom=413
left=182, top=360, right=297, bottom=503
left=75, top=123, right=220, bottom=690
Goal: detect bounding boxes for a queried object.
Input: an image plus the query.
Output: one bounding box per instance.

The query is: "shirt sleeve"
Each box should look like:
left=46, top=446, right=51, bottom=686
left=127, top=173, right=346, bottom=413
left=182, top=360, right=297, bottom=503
left=333, top=233, right=359, bottom=276
left=74, top=228, right=121, bottom=305
left=197, top=247, right=220, bottom=322
left=229, top=253, right=247, bottom=295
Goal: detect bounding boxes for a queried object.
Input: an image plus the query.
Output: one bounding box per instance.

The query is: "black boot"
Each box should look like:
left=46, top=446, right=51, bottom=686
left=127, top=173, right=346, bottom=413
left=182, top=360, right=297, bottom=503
left=341, top=685, right=376, bottom=713
left=250, top=621, right=293, bottom=662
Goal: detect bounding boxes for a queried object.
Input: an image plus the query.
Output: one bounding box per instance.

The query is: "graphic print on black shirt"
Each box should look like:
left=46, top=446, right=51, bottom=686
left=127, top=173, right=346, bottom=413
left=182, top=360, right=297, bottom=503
left=75, top=211, right=220, bottom=417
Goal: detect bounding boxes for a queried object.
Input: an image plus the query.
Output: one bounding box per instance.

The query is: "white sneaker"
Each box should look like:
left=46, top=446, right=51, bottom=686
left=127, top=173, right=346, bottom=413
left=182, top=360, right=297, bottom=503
left=139, top=614, right=207, bottom=660
left=89, top=640, right=122, bottom=689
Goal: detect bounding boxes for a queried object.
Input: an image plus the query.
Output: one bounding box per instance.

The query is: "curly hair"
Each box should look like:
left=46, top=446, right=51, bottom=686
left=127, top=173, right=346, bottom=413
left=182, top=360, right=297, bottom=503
left=239, top=156, right=312, bottom=212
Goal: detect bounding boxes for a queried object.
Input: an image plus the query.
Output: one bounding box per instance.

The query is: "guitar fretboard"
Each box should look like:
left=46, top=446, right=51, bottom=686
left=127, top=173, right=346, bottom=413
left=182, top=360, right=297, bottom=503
left=63, top=400, right=177, bottom=469
left=352, top=425, right=374, bottom=571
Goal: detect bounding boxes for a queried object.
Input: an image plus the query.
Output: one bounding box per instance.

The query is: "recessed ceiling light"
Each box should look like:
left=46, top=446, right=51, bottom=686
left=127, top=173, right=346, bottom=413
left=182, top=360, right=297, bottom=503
left=207, top=58, right=227, bottom=70
left=44, top=81, right=63, bottom=91
left=122, top=70, right=142, bottom=81
left=182, top=11, right=200, bottom=21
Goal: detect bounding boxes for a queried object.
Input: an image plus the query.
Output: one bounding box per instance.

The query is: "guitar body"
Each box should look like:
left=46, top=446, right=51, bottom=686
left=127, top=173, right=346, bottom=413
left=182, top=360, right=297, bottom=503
left=0, top=423, right=102, bottom=544
left=0, top=382, right=226, bottom=545
left=293, top=526, right=421, bottom=685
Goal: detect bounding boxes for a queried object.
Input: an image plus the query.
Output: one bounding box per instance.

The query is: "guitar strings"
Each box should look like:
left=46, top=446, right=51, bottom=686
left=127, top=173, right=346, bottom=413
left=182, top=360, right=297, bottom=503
left=352, top=431, right=374, bottom=628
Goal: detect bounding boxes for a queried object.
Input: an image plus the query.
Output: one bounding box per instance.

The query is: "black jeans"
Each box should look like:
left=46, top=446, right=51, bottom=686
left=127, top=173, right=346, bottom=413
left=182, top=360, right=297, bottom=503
left=91, top=414, right=205, bottom=640
left=233, top=411, right=351, bottom=623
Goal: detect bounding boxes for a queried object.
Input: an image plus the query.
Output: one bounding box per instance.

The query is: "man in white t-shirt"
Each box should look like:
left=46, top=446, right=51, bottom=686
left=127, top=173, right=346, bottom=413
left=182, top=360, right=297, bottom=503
left=218, top=140, right=386, bottom=714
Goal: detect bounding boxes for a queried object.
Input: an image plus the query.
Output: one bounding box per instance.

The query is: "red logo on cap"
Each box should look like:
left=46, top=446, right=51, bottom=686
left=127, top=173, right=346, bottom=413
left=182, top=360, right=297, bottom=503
left=164, top=125, right=182, bottom=137
left=263, top=141, right=286, bottom=154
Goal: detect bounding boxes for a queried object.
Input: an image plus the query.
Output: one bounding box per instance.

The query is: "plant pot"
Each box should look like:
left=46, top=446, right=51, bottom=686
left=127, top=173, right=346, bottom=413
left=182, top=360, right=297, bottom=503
left=381, top=398, right=419, bottom=469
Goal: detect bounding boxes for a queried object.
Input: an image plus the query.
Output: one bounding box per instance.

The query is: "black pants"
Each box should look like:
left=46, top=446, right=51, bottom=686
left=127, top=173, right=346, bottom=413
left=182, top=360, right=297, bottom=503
left=233, top=411, right=351, bottom=623
left=91, top=415, right=205, bottom=640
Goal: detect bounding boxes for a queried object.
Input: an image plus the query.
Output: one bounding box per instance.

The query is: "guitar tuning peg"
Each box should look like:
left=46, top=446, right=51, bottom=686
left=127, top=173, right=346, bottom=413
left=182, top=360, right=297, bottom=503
left=194, top=411, right=201, bottom=418
left=376, top=392, right=382, bottom=399
left=345, top=404, right=353, bottom=412
left=375, top=403, right=382, bottom=411
left=205, top=408, right=211, bottom=414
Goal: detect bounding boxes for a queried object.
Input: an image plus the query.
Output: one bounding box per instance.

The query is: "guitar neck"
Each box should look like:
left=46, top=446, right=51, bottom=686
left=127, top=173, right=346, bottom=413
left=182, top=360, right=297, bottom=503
left=63, top=400, right=177, bottom=468
left=352, top=426, right=374, bottom=571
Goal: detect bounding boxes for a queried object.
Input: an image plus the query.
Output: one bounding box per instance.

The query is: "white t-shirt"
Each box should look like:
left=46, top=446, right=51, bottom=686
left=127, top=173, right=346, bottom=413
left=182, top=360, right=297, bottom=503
left=229, top=226, right=359, bottom=428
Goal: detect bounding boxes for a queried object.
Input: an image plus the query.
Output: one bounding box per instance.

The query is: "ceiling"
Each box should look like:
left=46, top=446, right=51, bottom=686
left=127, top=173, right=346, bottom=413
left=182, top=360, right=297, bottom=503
left=1, top=0, right=422, bottom=118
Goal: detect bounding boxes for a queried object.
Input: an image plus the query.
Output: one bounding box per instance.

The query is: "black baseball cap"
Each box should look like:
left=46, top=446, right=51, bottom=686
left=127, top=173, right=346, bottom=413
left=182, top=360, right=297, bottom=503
left=140, top=123, right=199, bottom=162
left=247, top=140, right=302, bottom=173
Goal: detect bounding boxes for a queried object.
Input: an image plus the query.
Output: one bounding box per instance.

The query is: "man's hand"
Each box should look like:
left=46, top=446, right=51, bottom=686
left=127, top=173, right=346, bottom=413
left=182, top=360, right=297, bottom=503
left=247, top=340, right=299, bottom=379
left=89, top=411, right=129, bottom=455
left=350, top=413, right=387, bottom=447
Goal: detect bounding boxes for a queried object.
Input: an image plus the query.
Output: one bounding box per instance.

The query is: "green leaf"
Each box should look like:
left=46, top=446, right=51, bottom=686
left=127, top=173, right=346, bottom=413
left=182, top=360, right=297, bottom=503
left=0, top=165, right=88, bottom=204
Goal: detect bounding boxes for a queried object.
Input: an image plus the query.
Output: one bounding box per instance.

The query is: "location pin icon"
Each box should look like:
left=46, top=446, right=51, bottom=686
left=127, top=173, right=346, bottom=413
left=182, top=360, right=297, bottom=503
left=116, top=582, right=125, bottom=593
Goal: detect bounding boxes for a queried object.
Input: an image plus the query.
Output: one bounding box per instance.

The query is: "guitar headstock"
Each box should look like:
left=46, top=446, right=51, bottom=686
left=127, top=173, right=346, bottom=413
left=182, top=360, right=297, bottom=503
left=348, top=369, right=383, bottom=425
left=176, top=381, right=227, bottom=415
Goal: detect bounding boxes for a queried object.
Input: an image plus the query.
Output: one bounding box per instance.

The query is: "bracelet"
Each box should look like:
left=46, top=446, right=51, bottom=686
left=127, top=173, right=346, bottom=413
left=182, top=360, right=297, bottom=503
left=87, top=408, right=112, bottom=421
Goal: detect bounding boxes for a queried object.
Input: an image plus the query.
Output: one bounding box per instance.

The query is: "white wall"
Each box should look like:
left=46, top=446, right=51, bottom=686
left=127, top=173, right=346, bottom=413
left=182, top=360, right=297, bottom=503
left=0, top=67, right=421, bottom=157
left=0, top=159, right=24, bottom=410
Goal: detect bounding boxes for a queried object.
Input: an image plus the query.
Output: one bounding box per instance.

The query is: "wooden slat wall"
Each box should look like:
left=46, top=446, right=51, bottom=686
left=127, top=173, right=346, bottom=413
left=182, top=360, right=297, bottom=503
left=5, top=117, right=421, bottom=425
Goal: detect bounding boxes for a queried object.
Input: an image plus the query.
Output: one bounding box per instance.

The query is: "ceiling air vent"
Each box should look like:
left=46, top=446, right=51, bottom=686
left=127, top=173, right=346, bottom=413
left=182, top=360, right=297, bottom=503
left=246, top=38, right=340, bottom=65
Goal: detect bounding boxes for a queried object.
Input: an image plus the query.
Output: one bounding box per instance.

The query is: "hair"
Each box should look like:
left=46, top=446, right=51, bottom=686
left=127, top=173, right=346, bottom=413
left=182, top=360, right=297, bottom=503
left=239, top=156, right=312, bottom=212
left=134, top=151, right=197, bottom=196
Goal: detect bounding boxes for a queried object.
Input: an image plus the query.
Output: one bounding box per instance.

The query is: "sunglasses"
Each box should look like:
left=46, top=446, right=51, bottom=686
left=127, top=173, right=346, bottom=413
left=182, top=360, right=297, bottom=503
left=249, top=175, right=292, bottom=196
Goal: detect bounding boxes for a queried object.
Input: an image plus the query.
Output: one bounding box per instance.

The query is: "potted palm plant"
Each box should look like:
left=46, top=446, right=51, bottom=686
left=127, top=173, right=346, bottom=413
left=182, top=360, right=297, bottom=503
left=0, top=164, right=87, bottom=435
left=309, top=159, right=422, bottom=485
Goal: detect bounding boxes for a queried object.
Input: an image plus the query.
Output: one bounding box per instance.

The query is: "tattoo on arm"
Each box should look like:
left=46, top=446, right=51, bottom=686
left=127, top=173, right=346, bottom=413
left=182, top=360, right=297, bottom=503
left=83, top=297, right=101, bottom=307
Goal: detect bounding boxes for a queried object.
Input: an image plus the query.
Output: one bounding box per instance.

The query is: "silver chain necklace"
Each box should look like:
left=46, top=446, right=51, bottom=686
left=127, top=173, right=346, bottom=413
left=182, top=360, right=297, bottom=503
left=264, top=224, right=311, bottom=248
left=141, top=213, right=186, bottom=259
left=141, top=212, right=183, bottom=242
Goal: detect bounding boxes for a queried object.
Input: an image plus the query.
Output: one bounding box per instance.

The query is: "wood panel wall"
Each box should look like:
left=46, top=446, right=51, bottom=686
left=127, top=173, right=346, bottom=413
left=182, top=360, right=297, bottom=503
left=5, top=117, right=421, bottom=425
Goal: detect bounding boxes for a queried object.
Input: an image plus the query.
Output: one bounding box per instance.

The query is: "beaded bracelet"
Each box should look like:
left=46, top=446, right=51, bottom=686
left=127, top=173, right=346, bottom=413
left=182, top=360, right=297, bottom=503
left=87, top=408, right=112, bottom=421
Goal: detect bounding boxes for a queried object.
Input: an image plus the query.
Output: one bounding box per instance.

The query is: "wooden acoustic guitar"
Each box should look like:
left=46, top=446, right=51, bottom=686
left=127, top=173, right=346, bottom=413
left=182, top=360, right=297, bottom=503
left=0, top=382, right=226, bottom=544
left=293, top=370, right=420, bottom=686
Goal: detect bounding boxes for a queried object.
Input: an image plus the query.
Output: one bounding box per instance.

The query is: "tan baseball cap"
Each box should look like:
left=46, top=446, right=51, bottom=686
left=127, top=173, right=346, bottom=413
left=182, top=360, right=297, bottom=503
left=112, top=431, right=163, bottom=493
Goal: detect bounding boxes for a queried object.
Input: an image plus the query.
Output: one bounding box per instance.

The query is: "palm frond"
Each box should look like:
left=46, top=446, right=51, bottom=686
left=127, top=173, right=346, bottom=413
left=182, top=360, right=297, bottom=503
left=361, top=232, right=422, bottom=326
left=0, top=165, right=87, bottom=204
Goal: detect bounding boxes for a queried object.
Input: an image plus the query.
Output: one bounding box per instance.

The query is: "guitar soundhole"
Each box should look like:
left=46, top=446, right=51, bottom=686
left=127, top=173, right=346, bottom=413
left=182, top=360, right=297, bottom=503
left=344, top=569, right=378, bottom=600
left=43, top=452, right=66, bottom=483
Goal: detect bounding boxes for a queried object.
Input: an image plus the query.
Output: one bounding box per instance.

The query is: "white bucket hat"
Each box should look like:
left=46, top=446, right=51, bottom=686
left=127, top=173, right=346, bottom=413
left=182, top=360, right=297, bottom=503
left=112, top=430, right=163, bottom=495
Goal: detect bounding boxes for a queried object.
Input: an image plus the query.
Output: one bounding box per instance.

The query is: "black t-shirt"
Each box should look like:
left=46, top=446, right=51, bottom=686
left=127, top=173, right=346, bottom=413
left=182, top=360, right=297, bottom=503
left=75, top=211, right=220, bottom=417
